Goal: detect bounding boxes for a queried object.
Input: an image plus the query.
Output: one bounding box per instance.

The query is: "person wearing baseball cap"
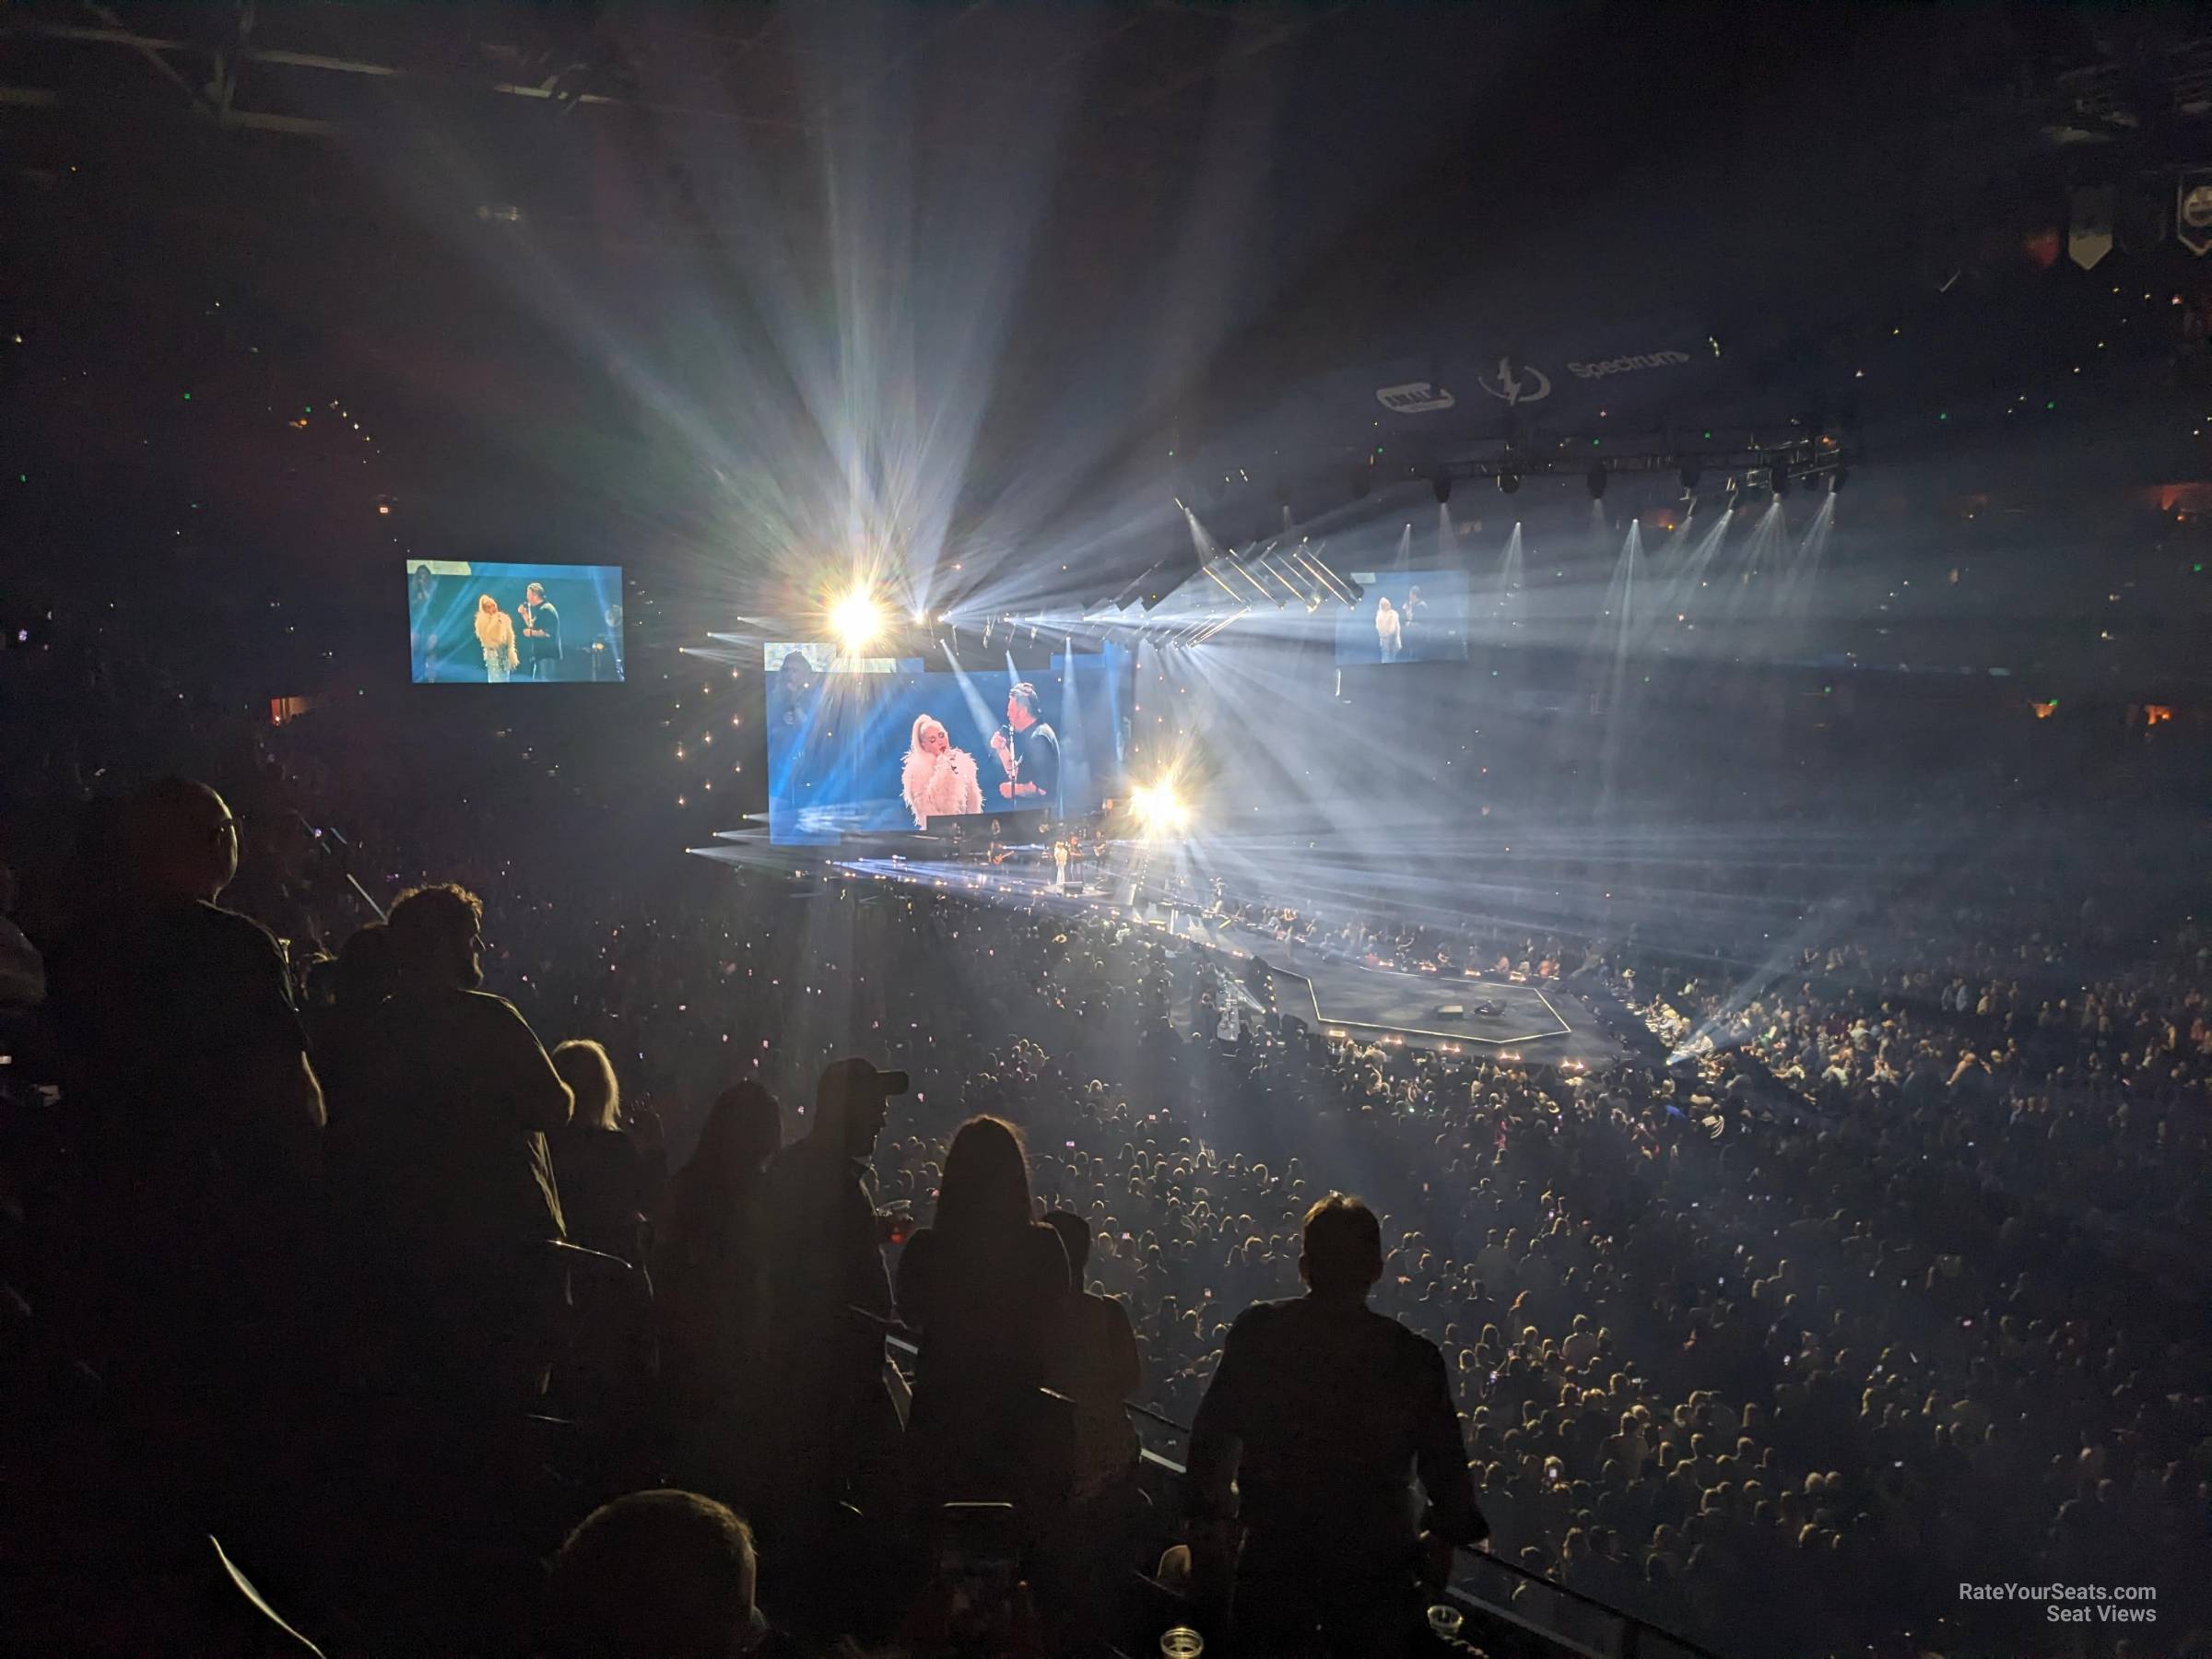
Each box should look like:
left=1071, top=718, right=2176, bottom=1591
left=813, top=1056, right=910, bottom=1144
left=753, top=1056, right=910, bottom=1567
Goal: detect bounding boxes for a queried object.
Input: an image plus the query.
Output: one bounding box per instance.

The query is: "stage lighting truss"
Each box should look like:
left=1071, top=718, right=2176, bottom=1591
left=1427, top=437, right=1853, bottom=499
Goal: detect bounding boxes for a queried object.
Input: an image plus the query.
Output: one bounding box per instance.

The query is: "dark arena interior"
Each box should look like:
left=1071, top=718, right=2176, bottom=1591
left=5, top=6, right=2212, bottom=1657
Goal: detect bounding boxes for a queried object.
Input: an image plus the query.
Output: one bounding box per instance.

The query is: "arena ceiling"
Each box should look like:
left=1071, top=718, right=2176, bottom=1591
left=7, top=3, right=2212, bottom=609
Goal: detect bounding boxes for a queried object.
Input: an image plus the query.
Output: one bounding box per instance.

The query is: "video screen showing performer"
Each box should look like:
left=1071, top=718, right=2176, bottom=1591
left=406, top=559, right=625, bottom=684
left=1335, top=568, right=1469, bottom=664
left=766, top=652, right=1122, bottom=845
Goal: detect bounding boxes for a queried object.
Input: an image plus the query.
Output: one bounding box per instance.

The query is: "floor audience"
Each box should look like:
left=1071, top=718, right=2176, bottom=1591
left=2, top=725, right=2206, bottom=1658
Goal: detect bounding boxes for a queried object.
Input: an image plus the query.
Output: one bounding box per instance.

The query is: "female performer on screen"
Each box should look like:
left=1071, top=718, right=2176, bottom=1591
left=475, top=594, right=520, bottom=683
left=1375, top=594, right=1402, bottom=663
left=900, top=713, right=982, bottom=829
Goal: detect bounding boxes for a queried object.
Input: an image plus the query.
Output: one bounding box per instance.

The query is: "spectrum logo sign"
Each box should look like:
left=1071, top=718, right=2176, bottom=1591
left=1567, top=349, right=1692, bottom=379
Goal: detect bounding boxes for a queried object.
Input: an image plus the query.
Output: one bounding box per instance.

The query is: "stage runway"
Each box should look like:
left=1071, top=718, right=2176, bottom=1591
left=1216, top=924, right=1625, bottom=1068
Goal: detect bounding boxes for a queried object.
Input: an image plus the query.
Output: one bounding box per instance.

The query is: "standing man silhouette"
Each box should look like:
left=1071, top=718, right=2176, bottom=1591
left=1186, top=1194, right=1488, bottom=1657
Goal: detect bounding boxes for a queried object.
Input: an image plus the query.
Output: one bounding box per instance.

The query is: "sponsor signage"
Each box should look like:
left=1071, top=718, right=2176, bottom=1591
left=1477, top=356, right=1551, bottom=405
left=1371, top=341, right=1700, bottom=420
left=1375, top=381, right=1456, bottom=414
left=1566, top=349, right=1692, bottom=379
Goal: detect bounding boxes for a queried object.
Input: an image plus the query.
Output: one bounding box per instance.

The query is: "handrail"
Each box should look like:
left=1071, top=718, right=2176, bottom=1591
left=1442, top=1546, right=1725, bottom=1659
left=1102, top=1386, right=1724, bottom=1658
left=1124, top=1399, right=1189, bottom=1434
left=854, top=1310, right=1724, bottom=1656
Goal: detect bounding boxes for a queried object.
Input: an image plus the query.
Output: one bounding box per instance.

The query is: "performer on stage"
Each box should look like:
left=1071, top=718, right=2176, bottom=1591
left=989, top=683, right=1061, bottom=810
left=900, top=713, right=983, bottom=829
left=474, top=594, right=519, bottom=683
left=518, top=581, right=563, bottom=681
left=1375, top=594, right=1402, bottom=664
left=1402, top=583, right=1427, bottom=659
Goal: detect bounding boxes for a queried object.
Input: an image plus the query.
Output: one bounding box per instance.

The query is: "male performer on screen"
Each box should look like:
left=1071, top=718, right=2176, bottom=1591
left=989, top=682, right=1060, bottom=812
left=518, top=581, right=563, bottom=681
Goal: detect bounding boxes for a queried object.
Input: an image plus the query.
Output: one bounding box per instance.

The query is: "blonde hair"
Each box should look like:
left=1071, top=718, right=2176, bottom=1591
left=475, top=595, right=514, bottom=651
left=553, top=1039, right=621, bottom=1130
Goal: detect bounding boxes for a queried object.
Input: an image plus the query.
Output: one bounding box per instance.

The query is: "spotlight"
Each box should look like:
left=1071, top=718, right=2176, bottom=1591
left=1496, top=472, right=1521, bottom=495
left=829, top=584, right=886, bottom=653
left=1586, top=460, right=1608, bottom=500
left=1769, top=459, right=1791, bottom=497
left=1430, top=468, right=1453, bottom=504
left=1679, top=464, right=1701, bottom=490
left=1830, top=466, right=1849, bottom=493
left=1128, top=780, right=1191, bottom=837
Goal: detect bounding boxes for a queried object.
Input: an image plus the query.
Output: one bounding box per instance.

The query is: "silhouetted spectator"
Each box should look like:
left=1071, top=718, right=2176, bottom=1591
left=657, top=1081, right=783, bottom=1424
left=552, top=1039, right=648, bottom=1262
left=756, top=1057, right=906, bottom=1549
left=544, top=1489, right=796, bottom=1659
left=1036, top=1207, right=1146, bottom=1640
left=44, top=777, right=324, bottom=1519
left=319, top=882, right=571, bottom=1415
left=1186, top=1193, right=1487, bottom=1658
left=895, top=1115, right=1072, bottom=1508
left=303, top=919, right=395, bottom=1053
left=1040, top=1208, right=1142, bottom=1503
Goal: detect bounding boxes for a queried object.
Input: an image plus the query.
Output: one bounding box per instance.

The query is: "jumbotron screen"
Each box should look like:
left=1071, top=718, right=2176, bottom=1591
left=766, top=649, right=1121, bottom=844
left=1335, top=568, right=1470, bottom=664
left=406, top=560, right=625, bottom=684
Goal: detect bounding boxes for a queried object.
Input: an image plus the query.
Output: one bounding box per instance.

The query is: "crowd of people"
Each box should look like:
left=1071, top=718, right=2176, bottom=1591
left=1, top=630, right=2207, bottom=1657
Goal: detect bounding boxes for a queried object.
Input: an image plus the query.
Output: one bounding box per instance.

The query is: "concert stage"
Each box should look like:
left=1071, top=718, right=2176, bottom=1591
left=1212, top=924, right=1623, bottom=1067
left=796, top=851, right=1628, bottom=1068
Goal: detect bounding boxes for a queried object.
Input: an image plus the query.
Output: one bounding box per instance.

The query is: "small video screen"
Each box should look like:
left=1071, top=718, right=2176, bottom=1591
left=1335, top=569, right=1469, bottom=664
left=406, top=560, right=625, bottom=684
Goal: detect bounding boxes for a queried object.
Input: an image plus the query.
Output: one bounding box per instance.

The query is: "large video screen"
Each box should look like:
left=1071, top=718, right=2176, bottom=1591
left=407, top=560, right=625, bottom=684
left=767, top=647, right=1124, bottom=844
left=1335, top=569, right=1469, bottom=664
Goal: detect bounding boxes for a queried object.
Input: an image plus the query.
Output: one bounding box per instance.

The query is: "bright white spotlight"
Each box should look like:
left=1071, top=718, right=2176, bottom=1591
left=829, top=584, right=886, bottom=653
left=1129, top=779, right=1190, bottom=838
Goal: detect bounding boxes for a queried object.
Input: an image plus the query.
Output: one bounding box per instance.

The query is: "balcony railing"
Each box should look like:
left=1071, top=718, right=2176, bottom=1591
left=874, top=1319, right=1724, bottom=1659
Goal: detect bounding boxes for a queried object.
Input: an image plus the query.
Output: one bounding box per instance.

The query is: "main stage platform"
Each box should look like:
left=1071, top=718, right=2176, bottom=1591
left=801, top=847, right=1627, bottom=1068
